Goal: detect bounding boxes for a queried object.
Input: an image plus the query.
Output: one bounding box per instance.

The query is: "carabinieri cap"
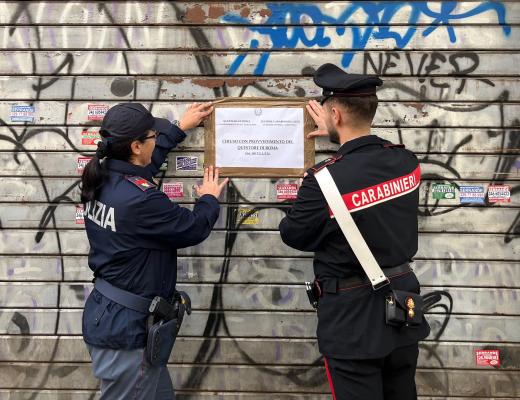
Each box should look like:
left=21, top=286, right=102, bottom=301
left=313, top=63, right=383, bottom=105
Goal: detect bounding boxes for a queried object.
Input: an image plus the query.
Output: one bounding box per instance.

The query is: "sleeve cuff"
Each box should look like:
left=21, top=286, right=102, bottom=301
left=168, top=124, right=187, bottom=144
left=198, top=194, right=220, bottom=207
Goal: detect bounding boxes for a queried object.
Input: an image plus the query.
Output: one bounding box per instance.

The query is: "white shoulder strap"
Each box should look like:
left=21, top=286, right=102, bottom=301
left=314, top=167, right=389, bottom=290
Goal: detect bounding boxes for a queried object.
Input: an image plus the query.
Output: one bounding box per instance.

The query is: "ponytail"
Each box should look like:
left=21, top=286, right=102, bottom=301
left=80, top=140, right=109, bottom=203
left=80, top=133, right=150, bottom=203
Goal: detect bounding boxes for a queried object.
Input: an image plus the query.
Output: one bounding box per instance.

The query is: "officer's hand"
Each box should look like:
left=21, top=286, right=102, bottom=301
left=306, top=100, right=329, bottom=138
left=196, top=166, right=229, bottom=199
left=179, top=102, right=214, bottom=131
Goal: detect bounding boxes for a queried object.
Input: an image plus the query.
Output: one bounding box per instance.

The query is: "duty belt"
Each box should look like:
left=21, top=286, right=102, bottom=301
left=93, top=278, right=191, bottom=318
left=94, top=278, right=192, bottom=367
left=94, top=278, right=151, bottom=313
left=317, top=263, right=411, bottom=295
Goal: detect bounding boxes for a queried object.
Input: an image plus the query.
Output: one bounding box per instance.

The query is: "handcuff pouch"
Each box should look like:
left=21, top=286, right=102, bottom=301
left=385, top=290, right=423, bottom=327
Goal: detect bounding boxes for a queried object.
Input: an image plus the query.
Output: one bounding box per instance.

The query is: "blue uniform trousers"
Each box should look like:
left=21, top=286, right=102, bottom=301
left=88, top=345, right=175, bottom=400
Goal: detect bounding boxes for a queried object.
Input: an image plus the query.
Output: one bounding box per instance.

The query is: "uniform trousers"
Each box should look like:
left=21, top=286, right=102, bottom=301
left=87, top=345, right=175, bottom=400
left=324, top=342, right=419, bottom=400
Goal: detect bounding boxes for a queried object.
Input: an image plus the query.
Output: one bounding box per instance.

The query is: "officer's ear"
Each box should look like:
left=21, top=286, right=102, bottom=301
left=130, top=139, right=143, bottom=156
left=330, top=106, right=343, bottom=126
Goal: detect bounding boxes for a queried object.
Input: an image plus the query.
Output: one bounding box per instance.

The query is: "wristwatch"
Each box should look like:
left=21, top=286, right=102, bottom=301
left=172, top=119, right=180, bottom=128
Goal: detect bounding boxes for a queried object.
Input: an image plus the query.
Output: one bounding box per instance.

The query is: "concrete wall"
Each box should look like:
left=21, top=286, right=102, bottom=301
left=0, top=1, right=518, bottom=399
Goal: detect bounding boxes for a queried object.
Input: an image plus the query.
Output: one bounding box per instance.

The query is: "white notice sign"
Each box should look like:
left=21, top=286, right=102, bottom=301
left=215, top=107, right=304, bottom=169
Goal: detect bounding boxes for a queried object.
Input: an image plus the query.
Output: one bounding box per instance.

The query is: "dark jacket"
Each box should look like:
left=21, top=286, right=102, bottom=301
left=82, top=126, right=220, bottom=349
left=279, top=135, right=429, bottom=359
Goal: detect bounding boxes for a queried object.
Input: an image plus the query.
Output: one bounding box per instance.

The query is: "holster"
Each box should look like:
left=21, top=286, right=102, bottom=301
left=145, top=317, right=179, bottom=367
left=145, top=291, right=191, bottom=367
left=385, top=290, right=423, bottom=327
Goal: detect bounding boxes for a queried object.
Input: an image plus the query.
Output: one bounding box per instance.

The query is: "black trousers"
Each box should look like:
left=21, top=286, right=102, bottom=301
left=324, top=343, right=419, bottom=400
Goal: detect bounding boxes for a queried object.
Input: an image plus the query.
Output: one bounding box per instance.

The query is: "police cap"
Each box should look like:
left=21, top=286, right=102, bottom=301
left=100, top=103, right=172, bottom=139
left=313, top=63, right=383, bottom=104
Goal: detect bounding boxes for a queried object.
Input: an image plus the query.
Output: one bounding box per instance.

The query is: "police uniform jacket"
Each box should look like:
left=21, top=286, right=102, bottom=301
left=279, top=135, right=430, bottom=359
left=82, top=126, right=220, bottom=350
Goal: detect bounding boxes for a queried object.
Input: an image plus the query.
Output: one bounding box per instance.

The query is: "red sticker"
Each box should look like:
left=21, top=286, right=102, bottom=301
left=163, top=182, right=184, bottom=199
left=87, top=104, right=109, bottom=121
left=276, top=183, right=299, bottom=201
left=81, top=128, right=101, bottom=145
left=475, top=350, right=500, bottom=367
left=77, top=157, right=92, bottom=173
left=488, top=185, right=511, bottom=203
left=75, top=205, right=85, bottom=224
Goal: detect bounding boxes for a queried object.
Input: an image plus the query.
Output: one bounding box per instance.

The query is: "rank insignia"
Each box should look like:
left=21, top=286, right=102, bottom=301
left=125, top=175, right=156, bottom=191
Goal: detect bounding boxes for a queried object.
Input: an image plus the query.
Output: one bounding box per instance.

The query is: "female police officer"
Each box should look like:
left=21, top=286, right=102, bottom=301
left=81, top=102, right=227, bottom=399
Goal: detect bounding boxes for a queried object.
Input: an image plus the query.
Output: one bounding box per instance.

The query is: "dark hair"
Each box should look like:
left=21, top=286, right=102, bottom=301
left=80, top=133, right=147, bottom=203
left=329, top=95, right=378, bottom=125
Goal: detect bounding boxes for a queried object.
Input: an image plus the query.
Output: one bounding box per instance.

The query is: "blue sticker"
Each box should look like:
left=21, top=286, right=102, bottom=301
left=176, top=156, right=198, bottom=171
left=459, top=185, right=485, bottom=204
left=11, top=105, right=35, bottom=122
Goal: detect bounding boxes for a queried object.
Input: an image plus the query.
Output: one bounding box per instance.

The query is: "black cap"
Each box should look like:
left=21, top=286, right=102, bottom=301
left=313, top=63, right=383, bottom=103
left=100, top=103, right=173, bottom=139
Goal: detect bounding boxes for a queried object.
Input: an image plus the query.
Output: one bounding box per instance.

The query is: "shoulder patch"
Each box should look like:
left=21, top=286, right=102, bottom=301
left=125, top=175, right=156, bottom=191
left=310, top=155, right=343, bottom=174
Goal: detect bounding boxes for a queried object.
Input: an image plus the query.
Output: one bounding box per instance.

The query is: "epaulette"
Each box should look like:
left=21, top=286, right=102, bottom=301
left=309, top=155, right=344, bottom=174
left=125, top=175, right=156, bottom=191
left=384, top=143, right=405, bottom=148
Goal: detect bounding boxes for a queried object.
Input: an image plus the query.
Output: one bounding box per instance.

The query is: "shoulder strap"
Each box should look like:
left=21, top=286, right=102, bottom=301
left=314, top=167, right=390, bottom=290
left=384, top=143, right=405, bottom=148
left=309, top=155, right=343, bottom=174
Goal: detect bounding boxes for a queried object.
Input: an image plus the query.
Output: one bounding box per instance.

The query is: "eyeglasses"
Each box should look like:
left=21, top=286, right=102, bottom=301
left=142, top=130, right=157, bottom=141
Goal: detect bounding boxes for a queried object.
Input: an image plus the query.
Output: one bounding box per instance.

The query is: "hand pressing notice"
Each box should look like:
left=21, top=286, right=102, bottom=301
left=306, top=100, right=329, bottom=138
left=179, top=102, right=214, bottom=131
left=196, top=166, right=229, bottom=199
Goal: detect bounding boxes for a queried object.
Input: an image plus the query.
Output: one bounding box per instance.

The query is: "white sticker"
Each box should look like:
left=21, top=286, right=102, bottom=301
left=87, top=104, right=109, bottom=121
left=488, top=185, right=511, bottom=203
left=11, top=105, right=35, bottom=122
left=163, top=182, right=184, bottom=199
left=77, top=157, right=92, bottom=173
left=75, top=205, right=85, bottom=224
left=276, top=183, right=299, bottom=201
